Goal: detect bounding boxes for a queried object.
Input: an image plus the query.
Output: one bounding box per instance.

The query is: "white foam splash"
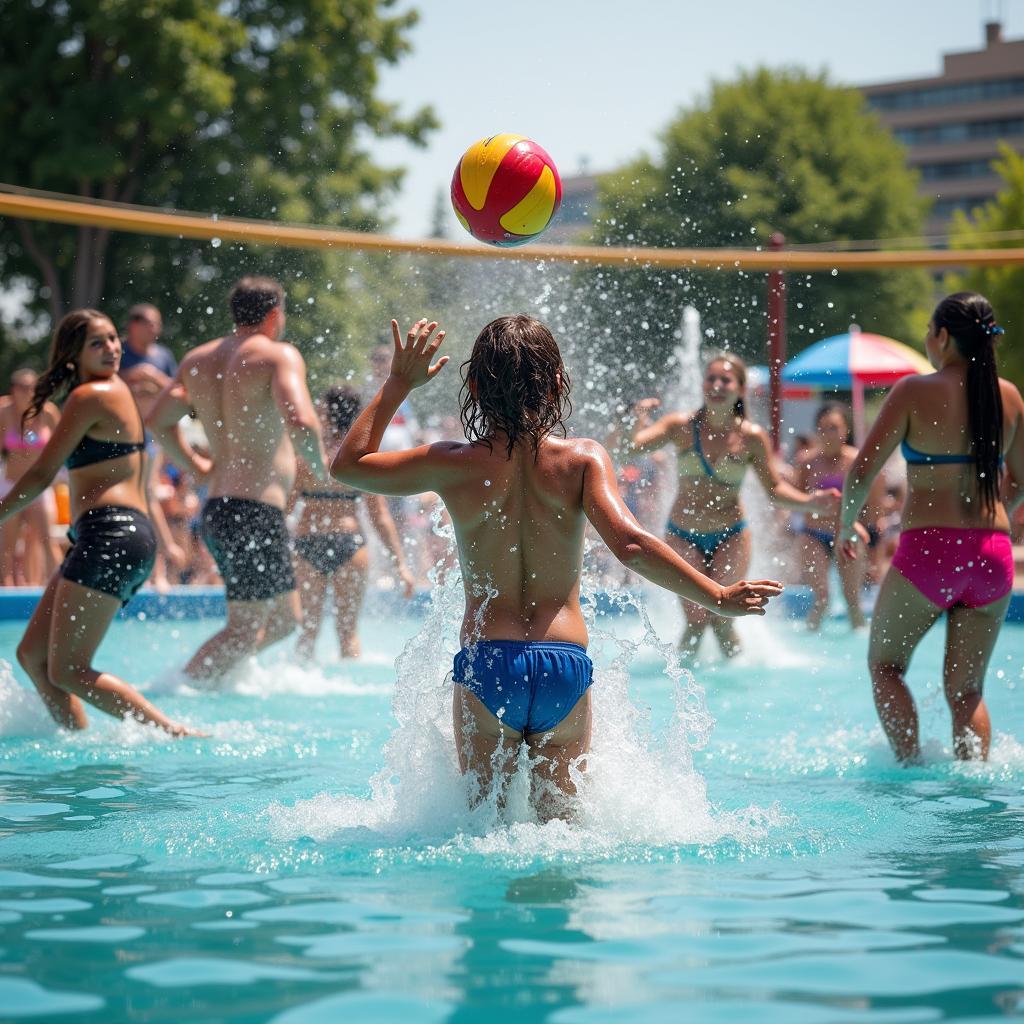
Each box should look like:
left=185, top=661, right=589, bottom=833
left=268, top=529, right=783, bottom=860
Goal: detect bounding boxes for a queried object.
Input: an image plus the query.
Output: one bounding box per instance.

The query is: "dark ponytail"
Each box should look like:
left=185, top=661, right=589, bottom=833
left=932, top=291, right=1004, bottom=517
left=23, top=309, right=107, bottom=430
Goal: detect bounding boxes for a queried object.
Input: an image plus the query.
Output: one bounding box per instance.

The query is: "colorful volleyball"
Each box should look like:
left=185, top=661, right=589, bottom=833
left=451, top=134, right=562, bottom=247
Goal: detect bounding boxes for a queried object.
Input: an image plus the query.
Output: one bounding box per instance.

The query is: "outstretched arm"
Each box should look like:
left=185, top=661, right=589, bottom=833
left=747, top=427, right=840, bottom=514
left=581, top=441, right=782, bottom=616
left=333, top=318, right=463, bottom=497
left=629, top=399, right=682, bottom=455
left=0, top=391, right=97, bottom=522
left=840, top=380, right=909, bottom=558
left=271, top=345, right=327, bottom=482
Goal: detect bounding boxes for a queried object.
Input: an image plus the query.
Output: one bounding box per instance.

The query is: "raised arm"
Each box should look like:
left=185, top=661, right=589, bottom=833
left=0, top=390, right=98, bottom=522
left=746, top=426, right=840, bottom=515
left=629, top=399, right=683, bottom=455
left=271, top=345, right=327, bottom=483
left=581, top=441, right=782, bottom=616
left=333, top=318, right=465, bottom=497
left=840, top=379, right=910, bottom=558
left=146, top=370, right=212, bottom=479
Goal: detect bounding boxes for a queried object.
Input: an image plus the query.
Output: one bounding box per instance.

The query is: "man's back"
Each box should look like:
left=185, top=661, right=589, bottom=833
left=440, top=435, right=593, bottom=645
left=181, top=333, right=296, bottom=509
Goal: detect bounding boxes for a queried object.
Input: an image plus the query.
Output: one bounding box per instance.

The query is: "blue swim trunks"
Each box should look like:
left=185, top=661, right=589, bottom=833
left=452, top=640, right=593, bottom=735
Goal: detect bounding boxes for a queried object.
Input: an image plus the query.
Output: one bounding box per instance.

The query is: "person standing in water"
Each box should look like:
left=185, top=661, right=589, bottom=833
left=0, top=310, right=198, bottom=735
left=631, top=354, right=838, bottom=658
left=333, top=315, right=783, bottom=822
left=291, top=385, right=415, bottom=660
left=840, top=292, right=1024, bottom=762
left=794, top=402, right=884, bottom=630
left=147, top=276, right=327, bottom=681
left=1, top=368, right=61, bottom=585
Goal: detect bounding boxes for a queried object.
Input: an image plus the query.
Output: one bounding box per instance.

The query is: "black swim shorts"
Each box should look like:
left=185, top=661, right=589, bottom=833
left=60, top=505, right=157, bottom=606
left=201, top=496, right=295, bottom=602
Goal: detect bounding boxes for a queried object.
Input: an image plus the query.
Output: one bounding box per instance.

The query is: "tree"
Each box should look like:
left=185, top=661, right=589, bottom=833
left=947, top=144, right=1024, bottom=386
left=0, top=0, right=437, bottom=369
left=583, top=68, right=932, bottom=378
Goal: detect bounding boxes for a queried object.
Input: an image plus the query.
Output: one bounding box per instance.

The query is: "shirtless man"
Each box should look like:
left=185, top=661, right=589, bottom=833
left=332, top=315, right=783, bottom=821
left=147, top=276, right=327, bottom=680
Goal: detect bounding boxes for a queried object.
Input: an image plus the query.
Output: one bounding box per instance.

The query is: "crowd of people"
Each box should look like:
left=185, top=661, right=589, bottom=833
left=0, top=278, right=1020, bottom=816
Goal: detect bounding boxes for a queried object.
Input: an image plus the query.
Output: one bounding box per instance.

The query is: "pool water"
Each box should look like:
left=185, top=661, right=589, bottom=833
left=1, top=585, right=1024, bottom=1023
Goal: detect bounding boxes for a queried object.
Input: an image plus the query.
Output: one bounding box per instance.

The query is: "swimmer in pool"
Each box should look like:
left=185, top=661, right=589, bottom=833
left=147, top=276, right=328, bottom=682
left=840, top=292, right=1024, bottom=761
left=631, top=354, right=839, bottom=659
left=0, top=310, right=199, bottom=735
left=332, top=315, right=783, bottom=822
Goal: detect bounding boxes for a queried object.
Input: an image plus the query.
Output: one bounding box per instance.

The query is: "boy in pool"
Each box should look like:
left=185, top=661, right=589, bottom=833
left=333, top=316, right=783, bottom=821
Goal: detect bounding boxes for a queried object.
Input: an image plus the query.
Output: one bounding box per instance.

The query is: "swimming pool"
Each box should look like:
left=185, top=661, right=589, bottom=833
left=1, top=585, right=1023, bottom=1022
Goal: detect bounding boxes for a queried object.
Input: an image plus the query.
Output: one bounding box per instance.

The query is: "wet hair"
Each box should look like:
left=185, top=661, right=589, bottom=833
left=321, top=385, right=362, bottom=436
left=25, top=309, right=110, bottom=429
left=699, top=352, right=747, bottom=421
left=815, top=401, right=854, bottom=445
left=229, top=276, right=285, bottom=327
left=460, top=314, right=571, bottom=458
left=932, top=291, right=1003, bottom=516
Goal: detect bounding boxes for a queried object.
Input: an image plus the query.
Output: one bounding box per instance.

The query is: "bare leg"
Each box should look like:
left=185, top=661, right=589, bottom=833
left=868, top=567, right=943, bottom=762
left=526, top=690, right=593, bottom=823
left=452, top=686, right=521, bottom=807
left=837, top=540, right=868, bottom=629
left=45, top=579, right=200, bottom=735
left=709, top=527, right=751, bottom=658
left=0, top=509, right=19, bottom=586
left=943, top=595, right=1010, bottom=760
left=801, top=535, right=831, bottom=631
left=332, top=546, right=368, bottom=659
left=666, top=533, right=710, bottom=657
left=294, top=557, right=328, bottom=662
left=255, top=590, right=300, bottom=652
left=185, top=599, right=271, bottom=680
left=17, top=572, right=88, bottom=729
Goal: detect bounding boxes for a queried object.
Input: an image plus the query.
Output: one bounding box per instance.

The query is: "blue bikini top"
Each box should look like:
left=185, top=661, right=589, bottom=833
left=901, top=438, right=1002, bottom=466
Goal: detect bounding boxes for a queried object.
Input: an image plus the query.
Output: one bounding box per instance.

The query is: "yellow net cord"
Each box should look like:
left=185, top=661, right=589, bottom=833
left=1, top=185, right=1021, bottom=271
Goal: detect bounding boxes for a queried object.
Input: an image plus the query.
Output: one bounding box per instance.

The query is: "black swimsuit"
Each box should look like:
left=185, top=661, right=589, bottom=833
left=59, top=426, right=155, bottom=606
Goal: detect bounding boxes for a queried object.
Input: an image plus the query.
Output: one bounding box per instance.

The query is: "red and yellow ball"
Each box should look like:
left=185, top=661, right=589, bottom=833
left=451, top=134, right=562, bottom=247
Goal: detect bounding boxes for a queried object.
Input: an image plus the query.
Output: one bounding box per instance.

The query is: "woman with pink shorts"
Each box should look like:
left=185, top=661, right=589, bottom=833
left=839, top=292, right=1024, bottom=762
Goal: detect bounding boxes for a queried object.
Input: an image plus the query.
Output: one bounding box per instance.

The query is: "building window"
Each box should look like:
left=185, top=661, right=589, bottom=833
left=868, top=78, right=1024, bottom=111
left=894, top=117, right=1024, bottom=145
left=918, top=158, right=997, bottom=180
left=931, top=195, right=991, bottom=219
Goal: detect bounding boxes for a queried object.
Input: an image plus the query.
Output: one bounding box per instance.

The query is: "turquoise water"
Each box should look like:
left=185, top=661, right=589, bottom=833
left=2, top=584, right=1024, bottom=1022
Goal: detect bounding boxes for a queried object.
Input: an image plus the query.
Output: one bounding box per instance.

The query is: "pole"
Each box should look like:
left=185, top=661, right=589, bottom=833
left=767, top=232, right=787, bottom=452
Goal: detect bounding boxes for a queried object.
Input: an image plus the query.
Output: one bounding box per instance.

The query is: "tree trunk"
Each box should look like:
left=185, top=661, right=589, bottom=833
left=13, top=218, right=63, bottom=321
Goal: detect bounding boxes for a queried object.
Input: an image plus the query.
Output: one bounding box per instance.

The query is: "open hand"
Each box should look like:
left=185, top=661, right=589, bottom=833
left=398, top=566, right=416, bottom=599
left=716, top=579, right=784, bottom=617
left=389, top=318, right=448, bottom=390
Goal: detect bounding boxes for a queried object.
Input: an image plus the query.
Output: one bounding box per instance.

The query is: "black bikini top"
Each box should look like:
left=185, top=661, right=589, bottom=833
left=66, top=434, right=146, bottom=471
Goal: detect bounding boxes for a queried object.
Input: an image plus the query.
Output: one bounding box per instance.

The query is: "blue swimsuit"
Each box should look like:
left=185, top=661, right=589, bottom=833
left=453, top=640, right=593, bottom=735
left=666, top=419, right=748, bottom=560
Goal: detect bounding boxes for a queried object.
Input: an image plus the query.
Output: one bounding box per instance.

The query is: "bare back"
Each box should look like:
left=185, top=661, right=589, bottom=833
left=437, top=436, right=590, bottom=646
left=180, top=334, right=297, bottom=509
left=899, top=372, right=1023, bottom=532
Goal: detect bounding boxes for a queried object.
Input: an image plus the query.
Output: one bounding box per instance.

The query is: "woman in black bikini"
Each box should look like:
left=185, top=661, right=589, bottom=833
left=291, top=386, right=414, bottom=659
left=632, top=353, right=839, bottom=658
left=0, top=310, right=200, bottom=735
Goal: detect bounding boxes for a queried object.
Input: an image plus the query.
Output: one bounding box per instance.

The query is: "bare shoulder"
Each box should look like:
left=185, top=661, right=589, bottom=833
left=1000, top=376, right=1024, bottom=414
left=179, top=337, right=223, bottom=372
left=560, top=436, right=612, bottom=471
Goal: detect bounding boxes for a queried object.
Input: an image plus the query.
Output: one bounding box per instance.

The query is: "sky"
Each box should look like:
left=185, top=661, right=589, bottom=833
left=368, top=0, right=1024, bottom=238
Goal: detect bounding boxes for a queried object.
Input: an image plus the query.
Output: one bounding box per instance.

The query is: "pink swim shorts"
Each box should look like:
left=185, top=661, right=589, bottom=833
left=891, top=527, right=1013, bottom=610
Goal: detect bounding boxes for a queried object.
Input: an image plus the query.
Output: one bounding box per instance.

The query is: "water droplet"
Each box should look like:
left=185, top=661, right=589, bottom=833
left=484, top=480, right=491, bottom=487
left=211, top=237, right=222, bottom=248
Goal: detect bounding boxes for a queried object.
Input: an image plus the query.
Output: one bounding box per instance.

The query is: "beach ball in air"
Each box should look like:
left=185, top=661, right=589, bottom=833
left=451, top=134, right=562, bottom=246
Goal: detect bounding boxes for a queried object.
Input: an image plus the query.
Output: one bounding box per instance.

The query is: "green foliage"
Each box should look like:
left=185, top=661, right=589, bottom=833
left=947, top=144, right=1024, bottom=387
left=0, top=0, right=437, bottom=373
left=584, top=68, right=932, bottom=373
